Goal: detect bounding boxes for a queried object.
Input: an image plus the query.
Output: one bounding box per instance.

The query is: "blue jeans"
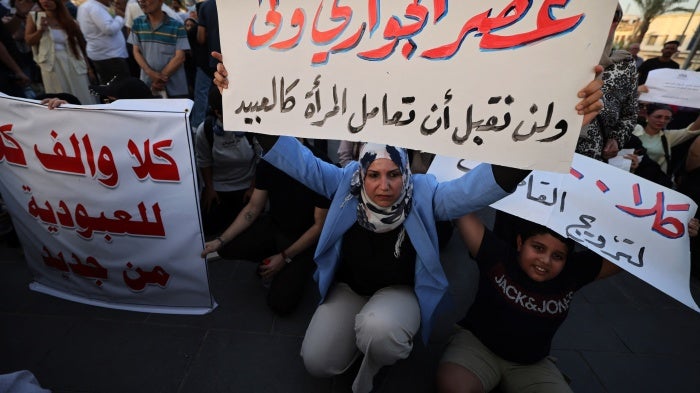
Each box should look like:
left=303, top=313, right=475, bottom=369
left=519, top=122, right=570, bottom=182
left=191, top=67, right=212, bottom=129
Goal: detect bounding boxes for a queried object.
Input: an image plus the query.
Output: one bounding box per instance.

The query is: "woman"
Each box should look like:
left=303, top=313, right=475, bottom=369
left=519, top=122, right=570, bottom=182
left=576, top=4, right=638, bottom=161
left=632, top=103, right=700, bottom=176
left=212, top=53, right=603, bottom=393
left=25, top=0, right=95, bottom=105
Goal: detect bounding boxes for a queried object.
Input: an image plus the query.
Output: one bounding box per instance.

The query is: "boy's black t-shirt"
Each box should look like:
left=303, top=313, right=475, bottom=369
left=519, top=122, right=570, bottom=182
left=458, top=229, right=602, bottom=364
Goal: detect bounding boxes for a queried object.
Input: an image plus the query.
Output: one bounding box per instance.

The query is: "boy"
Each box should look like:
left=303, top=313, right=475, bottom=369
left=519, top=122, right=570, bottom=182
left=437, top=213, right=698, bottom=393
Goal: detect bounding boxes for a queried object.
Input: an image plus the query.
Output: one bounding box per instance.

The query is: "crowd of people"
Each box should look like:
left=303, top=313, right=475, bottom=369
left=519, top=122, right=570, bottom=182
left=0, top=0, right=213, bottom=119
left=2, top=1, right=700, bottom=392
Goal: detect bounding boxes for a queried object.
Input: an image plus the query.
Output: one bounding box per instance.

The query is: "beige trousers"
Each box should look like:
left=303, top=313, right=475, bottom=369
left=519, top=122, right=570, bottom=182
left=300, top=283, right=420, bottom=393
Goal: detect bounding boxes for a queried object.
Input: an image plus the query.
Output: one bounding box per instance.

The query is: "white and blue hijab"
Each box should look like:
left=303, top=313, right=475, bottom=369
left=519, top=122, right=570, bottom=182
left=349, top=143, right=413, bottom=256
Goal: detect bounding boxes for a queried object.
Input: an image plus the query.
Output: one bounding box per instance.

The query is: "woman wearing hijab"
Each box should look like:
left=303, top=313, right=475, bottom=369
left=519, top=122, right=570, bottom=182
left=576, top=4, right=637, bottom=161
left=262, top=137, right=521, bottom=393
left=212, top=53, right=603, bottom=393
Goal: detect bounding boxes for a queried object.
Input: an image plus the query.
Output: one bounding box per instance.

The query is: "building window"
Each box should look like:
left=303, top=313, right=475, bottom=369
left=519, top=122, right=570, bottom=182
left=647, top=34, right=658, bottom=46
left=677, top=35, right=686, bottom=45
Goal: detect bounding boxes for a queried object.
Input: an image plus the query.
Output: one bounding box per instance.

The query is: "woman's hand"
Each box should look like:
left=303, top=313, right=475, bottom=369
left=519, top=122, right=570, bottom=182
left=41, top=97, right=68, bottom=110
left=576, top=65, right=604, bottom=126
left=623, top=153, right=640, bottom=172
left=212, top=51, right=228, bottom=93
left=602, top=139, right=619, bottom=160
left=38, top=16, right=48, bottom=32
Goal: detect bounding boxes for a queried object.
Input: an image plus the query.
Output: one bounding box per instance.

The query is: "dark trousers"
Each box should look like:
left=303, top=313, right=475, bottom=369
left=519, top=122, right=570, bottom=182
left=218, top=215, right=316, bottom=315
left=91, top=57, right=131, bottom=84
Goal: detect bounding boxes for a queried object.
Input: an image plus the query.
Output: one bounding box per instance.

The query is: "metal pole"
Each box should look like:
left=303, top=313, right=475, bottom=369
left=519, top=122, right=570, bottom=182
left=681, top=0, right=700, bottom=69
left=682, top=29, right=700, bottom=69
left=680, top=0, right=700, bottom=45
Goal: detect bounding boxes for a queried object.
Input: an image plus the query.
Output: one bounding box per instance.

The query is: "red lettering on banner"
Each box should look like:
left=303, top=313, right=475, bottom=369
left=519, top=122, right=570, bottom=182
left=312, top=0, right=353, bottom=44
left=616, top=184, right=688, bottom=239
left=33, top=132, right=119, bottom=187
left=432, top=0, right=447, bottom=23
left=41, top=246, right=108, bottom=287
left=247, top=0, right=282, bottom=49
left=123, top=262, right=170, bottom=291
left=422, top=0, right=583, bottom=59
left=358, top=1, right=428, bottom=61
left=128, top=139, right=180, bottom=182
left=270, top=7, right=305, bottom=50
left=243, top=1, right=583, bottom=63
left=311, top=1, right=366, bottom=65
left=0, top=124, right=27, bottom=166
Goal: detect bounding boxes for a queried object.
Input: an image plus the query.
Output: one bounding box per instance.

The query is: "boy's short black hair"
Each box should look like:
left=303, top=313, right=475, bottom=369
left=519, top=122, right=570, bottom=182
left=518, top=219, right=576, bottom=254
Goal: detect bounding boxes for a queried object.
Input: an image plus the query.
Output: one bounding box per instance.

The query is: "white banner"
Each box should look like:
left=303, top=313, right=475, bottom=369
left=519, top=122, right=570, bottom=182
left=219, top=0, right=618, bottom=173
left=429, top=154, right=699, bottom=312
left=0, top=94, right=215, bottom=314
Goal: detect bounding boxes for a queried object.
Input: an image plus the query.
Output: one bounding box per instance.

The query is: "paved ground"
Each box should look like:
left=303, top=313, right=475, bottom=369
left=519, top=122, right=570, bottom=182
left=2, top=208, right=700, bottom=393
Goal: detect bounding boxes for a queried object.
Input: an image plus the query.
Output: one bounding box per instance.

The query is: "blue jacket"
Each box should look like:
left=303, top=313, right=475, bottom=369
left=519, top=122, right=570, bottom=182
left=263, top=137, right=509, bottom=341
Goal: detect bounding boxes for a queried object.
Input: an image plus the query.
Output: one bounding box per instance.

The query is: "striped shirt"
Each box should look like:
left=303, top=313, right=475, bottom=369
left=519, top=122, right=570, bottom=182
left=128, top=14, right=189, bottom=97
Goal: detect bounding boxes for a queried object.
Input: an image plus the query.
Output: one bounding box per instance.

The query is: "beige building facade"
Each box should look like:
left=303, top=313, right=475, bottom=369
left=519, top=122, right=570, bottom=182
left=615, top=12, right=700, bottom=69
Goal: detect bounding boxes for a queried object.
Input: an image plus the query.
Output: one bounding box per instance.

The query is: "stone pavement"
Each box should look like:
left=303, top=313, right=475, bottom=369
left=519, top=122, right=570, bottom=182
left=2, top=208, right=700, bottom=393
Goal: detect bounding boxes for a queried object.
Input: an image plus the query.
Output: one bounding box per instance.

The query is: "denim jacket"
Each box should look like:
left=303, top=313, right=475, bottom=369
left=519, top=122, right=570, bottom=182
left=263, top=137, right=508, bottom=341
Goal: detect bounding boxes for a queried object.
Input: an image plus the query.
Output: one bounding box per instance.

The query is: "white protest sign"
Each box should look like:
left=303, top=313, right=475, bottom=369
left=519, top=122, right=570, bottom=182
left=219, top=0, right=618, bottom=173
left=0, top=94, right=215, bottom=314
left=639, top=68, right=700, bottom=108
left=429, top=154, right=699, bottom=312
left=640, top=69, right=700, bottom=109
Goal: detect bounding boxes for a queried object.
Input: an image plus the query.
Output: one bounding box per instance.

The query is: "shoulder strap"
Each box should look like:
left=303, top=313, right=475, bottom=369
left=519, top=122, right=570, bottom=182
left=661, top=133, right=671, bottom=175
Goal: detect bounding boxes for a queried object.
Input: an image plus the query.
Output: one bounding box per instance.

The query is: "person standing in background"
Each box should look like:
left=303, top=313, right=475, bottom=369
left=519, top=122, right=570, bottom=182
left=77, top=0, right=130, bottom=84
left=128, top=0, right=189, bottom=98
left=628, top=42, right=643, bottom=69
left=189, top=0, right=217, bottom=127
left=637, top=40, right=680, bottom=85
left=25, top=0, right=96, bottom=104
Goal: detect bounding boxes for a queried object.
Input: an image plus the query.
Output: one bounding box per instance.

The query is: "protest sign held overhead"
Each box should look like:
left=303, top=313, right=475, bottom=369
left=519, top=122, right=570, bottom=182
left=219, top=0, right=618, bottom=172
left=430, top=153, right=699, bottom=312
